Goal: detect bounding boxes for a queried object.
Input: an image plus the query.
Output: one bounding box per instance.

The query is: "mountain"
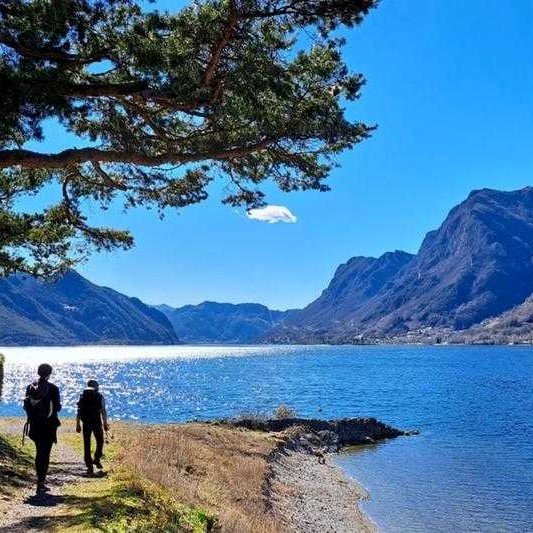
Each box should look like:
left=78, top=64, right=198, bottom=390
left=0, top=271, right=178, bottom=345
left=268, top=187, right=533, bottom=342
left=361, top=187, right=533, bottom=334
left=268, top=251, right=414, bottom=342
left=156, top=301, right=290, bottom=344
left=4, top=187, right=533, bottom=346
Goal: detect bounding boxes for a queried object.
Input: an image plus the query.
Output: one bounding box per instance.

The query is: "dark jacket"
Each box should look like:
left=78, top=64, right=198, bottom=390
left=77, top=388, right=106, bottom=426
left=25, top=381, right=62, bottom=443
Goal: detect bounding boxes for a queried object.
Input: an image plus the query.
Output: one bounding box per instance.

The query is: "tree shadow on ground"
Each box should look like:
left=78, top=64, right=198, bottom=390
left=0, top=514, right=62, bottom=532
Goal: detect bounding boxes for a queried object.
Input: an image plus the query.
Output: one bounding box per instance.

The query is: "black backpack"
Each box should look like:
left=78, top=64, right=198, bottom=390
left=24, top=381, right=53, bottom=425
left=78, top=389, right=103, bottom=423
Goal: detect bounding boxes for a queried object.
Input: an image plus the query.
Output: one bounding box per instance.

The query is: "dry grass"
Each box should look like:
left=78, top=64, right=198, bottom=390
left=0, top=418, right=216, bottom=532
left=116, top=423, right=286, bottom=532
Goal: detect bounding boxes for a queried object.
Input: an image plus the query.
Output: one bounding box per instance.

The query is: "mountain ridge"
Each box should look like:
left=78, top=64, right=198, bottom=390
left=156, top=301, right=291, bottom=344
left=0, top=271, right=178, bottom=345
left=2, top=187, right=533, bottom=346
left=266, top=187, right=533, bottom=343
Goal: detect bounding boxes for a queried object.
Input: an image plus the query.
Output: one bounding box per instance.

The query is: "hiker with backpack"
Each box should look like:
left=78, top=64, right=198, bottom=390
left=23, top=363, right=62, bottom=494
left=76, top=379, right=110, bottom=475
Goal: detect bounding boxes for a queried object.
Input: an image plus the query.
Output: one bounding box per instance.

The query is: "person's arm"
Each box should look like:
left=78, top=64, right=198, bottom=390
left=52, top=385, right=62, bottom=414
left=101, top=395, right=110, bottom=431
left=76, top=396, right=82, bottom=433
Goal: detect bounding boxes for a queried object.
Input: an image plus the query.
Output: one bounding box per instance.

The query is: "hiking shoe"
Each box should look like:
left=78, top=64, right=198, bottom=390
left=36, top=483, right=48, bottom=494
left=93, top=459, right=103, bottom=469
left=86, top=467, right=94, bottom=476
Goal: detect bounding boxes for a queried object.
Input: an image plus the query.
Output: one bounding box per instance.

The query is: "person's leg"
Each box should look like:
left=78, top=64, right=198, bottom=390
left=41, top=438, right=53, bottom=483
left=82, top=423, right=93, bottom=471
left=35, top=437, right=53, bottom=489
left=93, top=424, right=104, bottom=468
left=34, top=438, right=44, bottom=482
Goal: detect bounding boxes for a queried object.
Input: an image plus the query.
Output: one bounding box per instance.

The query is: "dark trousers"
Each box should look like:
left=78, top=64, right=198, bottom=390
left=34, top=437, right=53, bottom=484
left=83, top=422, right=104, bottom=468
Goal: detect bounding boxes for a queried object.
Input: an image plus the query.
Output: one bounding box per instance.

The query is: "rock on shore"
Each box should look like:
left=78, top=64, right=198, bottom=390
left=232, top=416, right=414, bottom=453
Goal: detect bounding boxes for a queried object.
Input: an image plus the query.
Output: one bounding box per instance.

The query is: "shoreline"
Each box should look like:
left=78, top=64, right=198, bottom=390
left=1, top=416, right=411, bottom=531
left=268, top=445, right=375, bottom=532
left=232, top=417, right=414, bottom=532
left=2, top=341, right=533, bottom=350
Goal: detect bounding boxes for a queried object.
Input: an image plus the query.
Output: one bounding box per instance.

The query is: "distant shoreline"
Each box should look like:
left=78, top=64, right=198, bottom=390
left=2, top=341, right=533, bottom=348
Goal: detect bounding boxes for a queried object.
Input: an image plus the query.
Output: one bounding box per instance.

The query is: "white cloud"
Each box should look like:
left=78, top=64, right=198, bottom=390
left=247, top=205, right=297, bottom=224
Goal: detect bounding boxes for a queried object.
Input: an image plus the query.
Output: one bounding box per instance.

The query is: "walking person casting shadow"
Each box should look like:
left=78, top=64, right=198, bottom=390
left=23, top=363, right=62, bottom=495
left=76, top=379, right=110, bottom=476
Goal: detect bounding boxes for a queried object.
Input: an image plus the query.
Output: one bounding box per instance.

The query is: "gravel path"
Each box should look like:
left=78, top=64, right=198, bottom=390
left=268, top=448, right=376, bottom=533
left=0, top=421, right=91, bottom=533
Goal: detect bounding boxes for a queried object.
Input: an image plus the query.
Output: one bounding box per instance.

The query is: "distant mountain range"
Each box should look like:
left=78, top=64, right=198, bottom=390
left=267, top=187, right=533, bottom=343
left=1, top=187, right=533, bottom=346
left=0, top=271, right=177, bottom=345
left=156, top=302, right=290, bottom=344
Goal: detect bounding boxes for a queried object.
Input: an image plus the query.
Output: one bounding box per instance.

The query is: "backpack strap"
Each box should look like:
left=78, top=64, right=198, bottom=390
left=22, top=420, right=29, bottom=446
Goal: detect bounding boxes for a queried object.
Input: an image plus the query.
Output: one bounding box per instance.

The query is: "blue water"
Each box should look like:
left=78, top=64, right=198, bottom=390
left=1, top=344, right=532, bottom=532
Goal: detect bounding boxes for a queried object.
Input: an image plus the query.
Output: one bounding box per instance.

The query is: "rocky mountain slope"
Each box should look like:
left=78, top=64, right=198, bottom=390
left=451, top=294, right=533, bottom=344
left=268, top=187, right=533, bottom=343
left=271, top=251, right=414, bottom=342
left=0, top=271, right=178, bottom=345
left=156, top=302, right=289, bottom=344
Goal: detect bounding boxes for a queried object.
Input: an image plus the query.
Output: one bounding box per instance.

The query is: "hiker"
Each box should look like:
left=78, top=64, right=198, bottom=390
left=76, top=379, right=110, bottom=475
left=23, top=363, right=62, bottom=494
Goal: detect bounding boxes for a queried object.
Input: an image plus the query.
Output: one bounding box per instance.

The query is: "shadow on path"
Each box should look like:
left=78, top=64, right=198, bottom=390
left=24, top=493, right=66, bottom=507
left=0, top=491, right=141, bottom=533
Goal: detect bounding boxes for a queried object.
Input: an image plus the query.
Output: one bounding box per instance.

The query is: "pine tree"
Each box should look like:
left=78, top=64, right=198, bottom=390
left=0, top=0, right=377, bottom=275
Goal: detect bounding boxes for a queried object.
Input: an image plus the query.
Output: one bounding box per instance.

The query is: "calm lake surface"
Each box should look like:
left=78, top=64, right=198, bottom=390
left=1, top=344, right=532, bottom=532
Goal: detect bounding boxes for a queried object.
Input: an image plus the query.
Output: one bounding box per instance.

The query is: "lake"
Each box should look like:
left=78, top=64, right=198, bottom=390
left=1, top=344, right=532, bottom=532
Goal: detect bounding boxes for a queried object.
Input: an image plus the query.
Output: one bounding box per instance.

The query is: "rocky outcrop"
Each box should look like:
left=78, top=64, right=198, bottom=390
left=231, top=417, right=415, bottom=453
left=255, top=417, right=415, bottom=532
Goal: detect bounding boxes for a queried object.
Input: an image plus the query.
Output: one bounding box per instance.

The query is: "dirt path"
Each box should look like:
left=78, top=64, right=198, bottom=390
left=0, top=421, right=93, bottom=532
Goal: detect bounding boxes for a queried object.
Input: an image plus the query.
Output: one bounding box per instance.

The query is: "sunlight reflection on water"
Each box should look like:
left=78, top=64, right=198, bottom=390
left=0, top=344, right=302, bottom=363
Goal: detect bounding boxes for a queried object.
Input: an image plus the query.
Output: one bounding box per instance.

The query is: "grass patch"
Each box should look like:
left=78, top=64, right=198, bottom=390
left=57, top=421, right=216, bottom=532
left=59, top=469, right=216, bottom=532
left=273, top=404, right=297, bottom=420
left=0, top=419, right=283, bottom=532
left=1, top=419, right=216, bottom=532
left=0, top=431, right=33, bottom=511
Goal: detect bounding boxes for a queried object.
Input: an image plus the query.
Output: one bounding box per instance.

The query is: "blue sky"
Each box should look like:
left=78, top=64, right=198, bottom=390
left=25, top=0, right=533, bottom=309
